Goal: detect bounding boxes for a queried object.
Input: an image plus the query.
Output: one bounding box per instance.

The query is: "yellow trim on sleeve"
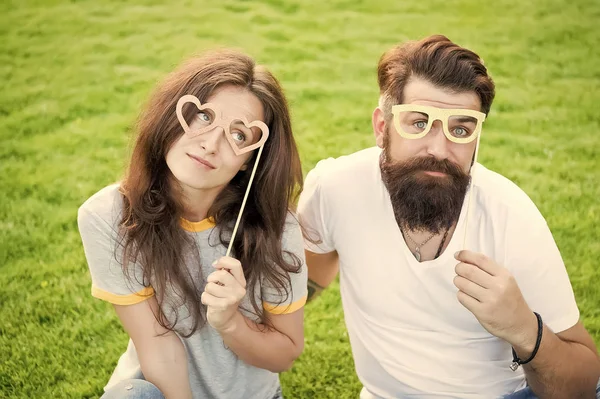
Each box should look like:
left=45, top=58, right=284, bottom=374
left=91, top=285, right=155, bottom=305
left=180, top=217, right=216, bottom=233
left=263, top=295, right=307, bottom=315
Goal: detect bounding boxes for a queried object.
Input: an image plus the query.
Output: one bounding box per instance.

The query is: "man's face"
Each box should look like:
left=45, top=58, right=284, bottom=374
left=376, top=77, right=482, bottom=172
left=373, top=77, right=482, bottom=233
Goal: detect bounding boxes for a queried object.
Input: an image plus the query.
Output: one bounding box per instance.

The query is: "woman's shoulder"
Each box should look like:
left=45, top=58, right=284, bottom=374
left=281, top=210, right=304, bottom=252
left=78, top=183, right=124, bottom=228
left=283, top=210, right=301, bottom=232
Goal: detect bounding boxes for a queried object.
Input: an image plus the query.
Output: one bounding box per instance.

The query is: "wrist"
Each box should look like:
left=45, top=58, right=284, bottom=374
left=216, top=311, right=244, bottom=336
left=510, top=311, right=540, bottom=359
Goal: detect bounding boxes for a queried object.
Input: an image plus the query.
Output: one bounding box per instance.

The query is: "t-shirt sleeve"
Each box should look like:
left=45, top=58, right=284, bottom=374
left=297, top=160, right=336, bottom=254
left=506, top=212, right=580, bottom=334
left=77, top=204, right=154, bottom=306
left=261, top=214, right=308, bottom=315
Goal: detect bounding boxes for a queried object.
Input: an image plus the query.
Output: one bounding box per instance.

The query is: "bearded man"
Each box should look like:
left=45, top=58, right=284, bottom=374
left=298, top=35, right=600, bottom=399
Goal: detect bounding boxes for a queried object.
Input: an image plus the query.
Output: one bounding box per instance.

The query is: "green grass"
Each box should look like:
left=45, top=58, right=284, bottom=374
left=1, top=0, right=599, bottom=397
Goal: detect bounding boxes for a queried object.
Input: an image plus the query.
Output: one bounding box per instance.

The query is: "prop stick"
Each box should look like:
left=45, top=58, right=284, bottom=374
left=226, top=144, right=265, bottom=257
left=462, top=132, right=482, bottom=250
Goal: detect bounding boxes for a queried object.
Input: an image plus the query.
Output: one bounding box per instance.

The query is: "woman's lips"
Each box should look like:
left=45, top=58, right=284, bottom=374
left=187, top=153, right=216, bottom=169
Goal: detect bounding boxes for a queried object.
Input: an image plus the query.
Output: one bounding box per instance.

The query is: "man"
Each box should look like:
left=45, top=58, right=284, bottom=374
left=298, top=35, right=600, bottom=398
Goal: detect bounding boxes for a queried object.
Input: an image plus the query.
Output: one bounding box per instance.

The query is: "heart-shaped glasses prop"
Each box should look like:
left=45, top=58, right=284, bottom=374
left=176, top=94, right=270, bottom=256
left=176, top=95, right=269, bottom=155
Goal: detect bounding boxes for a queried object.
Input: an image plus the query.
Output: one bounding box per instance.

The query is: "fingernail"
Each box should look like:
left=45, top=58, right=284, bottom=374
left=454, top=251, right=460, bottom=258
left=212, top=260, right=217, bottom=266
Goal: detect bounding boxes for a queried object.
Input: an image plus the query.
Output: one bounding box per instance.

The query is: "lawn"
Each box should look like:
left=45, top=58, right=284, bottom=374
left=1, top=0, right=599, bottom=398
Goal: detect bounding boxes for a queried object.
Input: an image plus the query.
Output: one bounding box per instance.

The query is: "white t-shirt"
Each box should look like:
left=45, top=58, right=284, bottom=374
left=298, top=147, right=580, bottom=399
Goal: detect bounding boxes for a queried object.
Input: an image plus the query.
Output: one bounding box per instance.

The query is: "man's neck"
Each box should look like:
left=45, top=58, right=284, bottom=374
left=400, top=222, right=458, bottom=262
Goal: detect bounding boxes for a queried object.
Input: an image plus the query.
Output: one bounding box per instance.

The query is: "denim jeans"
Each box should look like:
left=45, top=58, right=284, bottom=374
left=502, top=377, right=600, bottom=399
left=100, top=379, right=165, bottom=399
left=359, top=378, right=600, bottom=398
left=100, top=378, right=284, bottom=399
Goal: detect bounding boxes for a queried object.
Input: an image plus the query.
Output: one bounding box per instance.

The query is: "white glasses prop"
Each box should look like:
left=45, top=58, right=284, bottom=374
left=391, top=104, right=486, bottom=144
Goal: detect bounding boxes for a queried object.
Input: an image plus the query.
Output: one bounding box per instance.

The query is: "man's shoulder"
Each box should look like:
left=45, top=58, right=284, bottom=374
left=306, top=146, right=381, bottom=187
left=473, top=164, right=544, bottom=222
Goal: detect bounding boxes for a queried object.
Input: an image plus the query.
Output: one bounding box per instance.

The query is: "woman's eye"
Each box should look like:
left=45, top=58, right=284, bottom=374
left=197, top=112, right=211, bottom=123
left=231, top=131, right=246, bottom=143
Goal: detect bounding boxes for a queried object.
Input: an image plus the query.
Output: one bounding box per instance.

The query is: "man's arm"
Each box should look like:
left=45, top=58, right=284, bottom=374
left=454, top=250, right=600, bottom=399
left=518, top=320, right=600, bottom=399
left=305, top=250, right=339, bottom=301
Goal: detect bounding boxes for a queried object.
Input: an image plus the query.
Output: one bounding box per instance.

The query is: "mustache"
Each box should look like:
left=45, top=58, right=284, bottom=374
left=385, top=155, right=466, bottom=178
left=380, top=153, right=470, bottom=234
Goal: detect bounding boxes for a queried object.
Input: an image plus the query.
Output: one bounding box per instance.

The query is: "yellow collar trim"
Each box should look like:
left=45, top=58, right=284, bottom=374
left=180, top=217, right=216, bottom=233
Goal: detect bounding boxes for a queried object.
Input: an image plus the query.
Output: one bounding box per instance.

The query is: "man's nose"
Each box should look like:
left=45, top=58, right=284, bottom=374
left=425, top=120, right=450, bottom=159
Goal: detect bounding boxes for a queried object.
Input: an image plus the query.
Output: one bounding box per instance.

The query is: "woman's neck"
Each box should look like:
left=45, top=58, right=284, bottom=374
left=178, top=184, right=224, bottom=222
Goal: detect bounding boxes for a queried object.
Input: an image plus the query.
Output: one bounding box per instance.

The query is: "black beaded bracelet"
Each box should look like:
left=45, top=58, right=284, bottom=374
left=510, top=312, right=543, bottom=371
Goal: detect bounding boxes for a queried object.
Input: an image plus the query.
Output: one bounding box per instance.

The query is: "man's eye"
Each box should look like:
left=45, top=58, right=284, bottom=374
left=453, top=127, right=469, bottom=137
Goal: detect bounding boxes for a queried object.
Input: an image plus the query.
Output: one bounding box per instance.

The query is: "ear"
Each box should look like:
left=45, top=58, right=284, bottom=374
left=372, top=107, right=386, bottom=148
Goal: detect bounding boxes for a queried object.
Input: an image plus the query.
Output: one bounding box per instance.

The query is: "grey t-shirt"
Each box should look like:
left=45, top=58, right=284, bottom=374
left=78, top=184, right=307, bottom=398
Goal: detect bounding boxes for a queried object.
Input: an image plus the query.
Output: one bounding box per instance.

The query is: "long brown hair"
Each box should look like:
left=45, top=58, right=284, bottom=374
left=119, top=49, right=303, bottom=337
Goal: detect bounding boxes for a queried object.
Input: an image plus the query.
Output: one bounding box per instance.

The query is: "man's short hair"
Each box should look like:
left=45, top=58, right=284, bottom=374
left=377, top=35, right=495, bottom=117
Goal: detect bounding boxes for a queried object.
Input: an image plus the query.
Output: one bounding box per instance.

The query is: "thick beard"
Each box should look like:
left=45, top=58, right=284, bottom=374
left=380, top=133, right=471, bottom=234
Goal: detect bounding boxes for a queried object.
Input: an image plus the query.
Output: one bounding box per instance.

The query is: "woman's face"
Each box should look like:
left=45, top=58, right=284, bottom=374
left=166, top=85, right=265, bottom=194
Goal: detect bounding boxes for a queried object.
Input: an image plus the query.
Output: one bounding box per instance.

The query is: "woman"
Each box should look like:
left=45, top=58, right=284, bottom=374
left=78, top=49, right=307, bottom=399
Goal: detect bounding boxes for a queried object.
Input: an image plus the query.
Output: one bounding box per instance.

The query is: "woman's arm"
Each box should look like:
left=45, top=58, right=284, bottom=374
left=77, top=203, right=193, bottom=396
left=219, top=309, right=304, bottom=373
left=201, top=256, right=305, bottom=372
left=114, top=298, right=193, bottom=399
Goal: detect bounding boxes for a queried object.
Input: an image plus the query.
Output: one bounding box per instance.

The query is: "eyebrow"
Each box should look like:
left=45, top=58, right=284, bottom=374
left=452, top=117, right=478, bottom=123
left=400, top=109, right=480, bottom=123
left=405, top=111, right=429, bottom=117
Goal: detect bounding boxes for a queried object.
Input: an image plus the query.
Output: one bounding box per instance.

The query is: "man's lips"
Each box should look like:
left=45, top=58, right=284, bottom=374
left=422, top=171, right=448, bottom=177
left=187, top=153, right=216, bottom=169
